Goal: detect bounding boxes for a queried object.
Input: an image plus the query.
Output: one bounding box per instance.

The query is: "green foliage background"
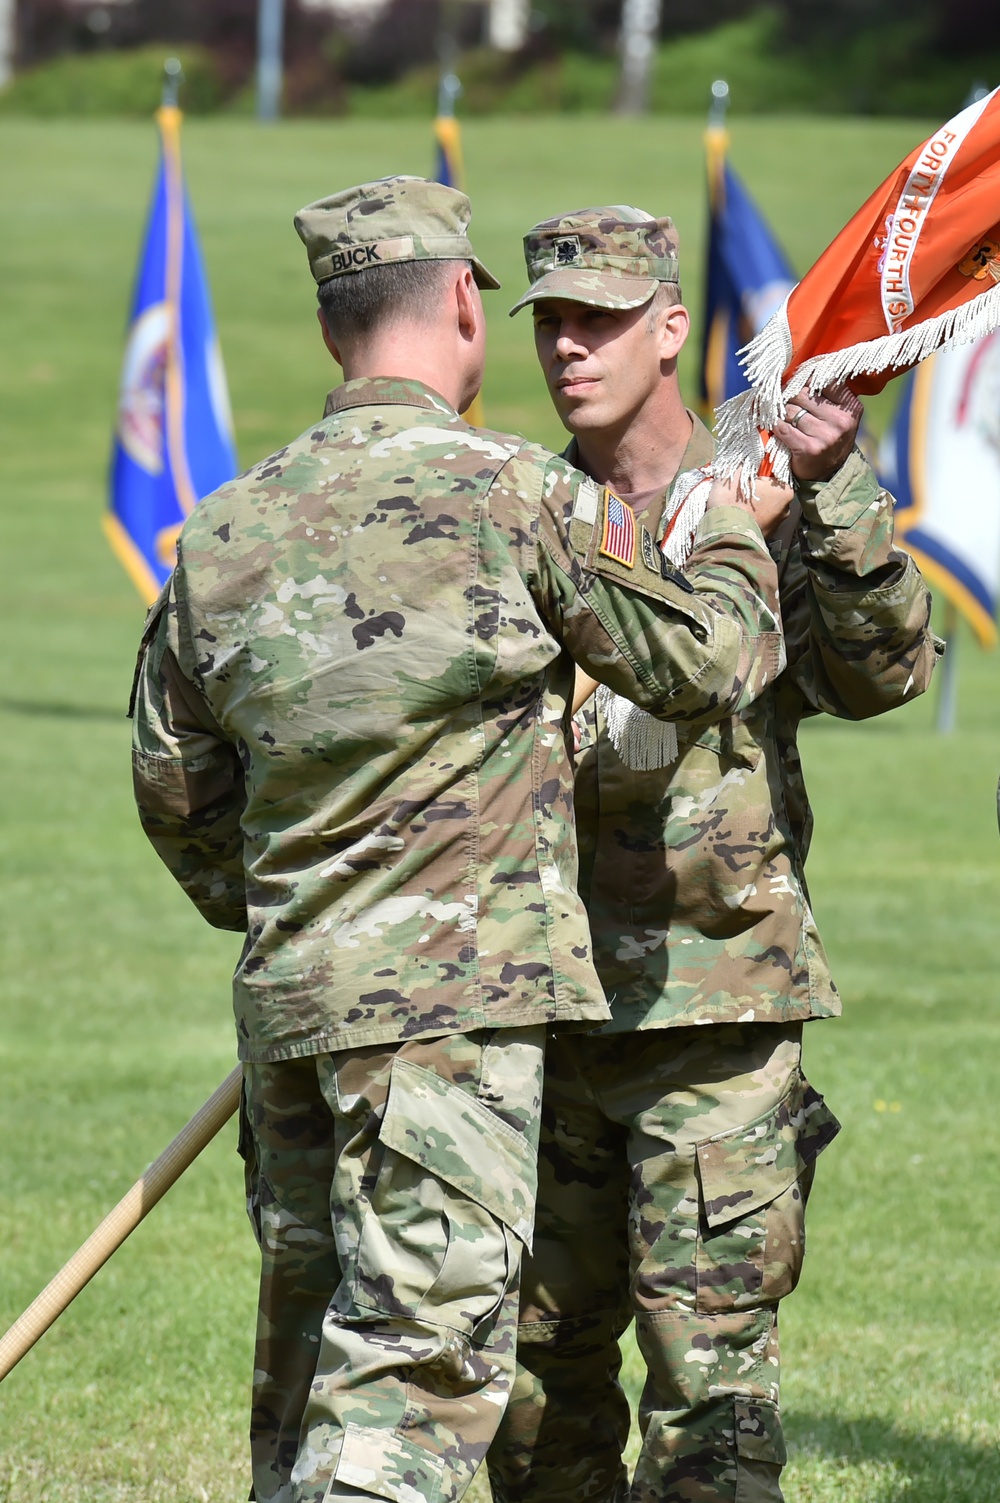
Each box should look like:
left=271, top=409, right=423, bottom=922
left=3, top=11, right=998, bottom=119
left=0, top=43, right=225, bottom=117
left=0, top=115, right=998, bottom=1501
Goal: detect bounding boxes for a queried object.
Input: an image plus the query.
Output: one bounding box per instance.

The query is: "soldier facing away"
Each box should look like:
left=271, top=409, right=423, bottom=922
left=486, top=207, right=942, bottom=1503
left=128, top=178, right=789, bottom=1503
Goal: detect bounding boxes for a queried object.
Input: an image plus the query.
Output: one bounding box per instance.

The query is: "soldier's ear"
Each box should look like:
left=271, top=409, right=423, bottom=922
left=317, top=306, right=344, bottom=368
left=657, top=298, right=690, bottom=363
left=455, top=265, right=481, bottom=342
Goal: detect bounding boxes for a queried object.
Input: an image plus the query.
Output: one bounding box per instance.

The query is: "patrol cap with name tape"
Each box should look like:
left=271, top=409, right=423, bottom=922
left=509, top=205, right=679, bottom=316
left=295, top=175, right=501, bottom=290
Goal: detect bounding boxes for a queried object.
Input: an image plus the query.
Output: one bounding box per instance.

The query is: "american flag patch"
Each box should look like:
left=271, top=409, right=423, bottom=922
left=599, top=489, right=636, bottom=568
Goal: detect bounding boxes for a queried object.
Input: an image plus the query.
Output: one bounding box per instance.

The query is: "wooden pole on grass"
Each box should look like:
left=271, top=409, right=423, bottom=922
left=0, top=1066, right=242, bottom=1383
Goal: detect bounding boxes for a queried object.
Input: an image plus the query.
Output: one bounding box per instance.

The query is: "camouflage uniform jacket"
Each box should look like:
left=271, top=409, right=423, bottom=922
left=571, top=415, right=940, bottom=1032
left=130, top=379, right=785, bottom=1063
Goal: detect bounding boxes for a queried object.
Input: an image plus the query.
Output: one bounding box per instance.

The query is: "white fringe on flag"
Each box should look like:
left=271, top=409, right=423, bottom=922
left=714, top=278, right=1000, bottom=494
left=596, top=467, right=713, bottom=771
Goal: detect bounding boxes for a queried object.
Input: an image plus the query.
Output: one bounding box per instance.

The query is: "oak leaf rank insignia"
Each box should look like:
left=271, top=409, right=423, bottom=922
left=554, top=235, right=581, bottom=265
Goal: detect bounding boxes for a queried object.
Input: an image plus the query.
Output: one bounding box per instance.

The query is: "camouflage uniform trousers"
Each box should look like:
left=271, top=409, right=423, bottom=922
left=486, top=1023, right=840, bottom=1503
left=240, top=1026, right=545, bottom=1503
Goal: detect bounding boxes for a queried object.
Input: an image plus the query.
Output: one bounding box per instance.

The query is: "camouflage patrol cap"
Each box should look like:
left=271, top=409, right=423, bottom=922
left=509, top=205, right=679, bottom=316
left=294, top=175, right=500, bottom=290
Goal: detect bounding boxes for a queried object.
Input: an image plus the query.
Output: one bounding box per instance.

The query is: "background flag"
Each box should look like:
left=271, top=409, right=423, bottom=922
left=433, top=71, right=486, bottom=428
left=879, top=335, right=1000, bottom=647
left=104, top=104, right=237, bottom=604
left=700, top=124, right=796, bottom=413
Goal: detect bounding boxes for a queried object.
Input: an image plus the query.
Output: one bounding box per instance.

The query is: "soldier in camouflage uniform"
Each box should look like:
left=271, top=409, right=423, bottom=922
left=129, top=179, right=789, bottom=1503
left=486, top=208, right=942, bottom=1503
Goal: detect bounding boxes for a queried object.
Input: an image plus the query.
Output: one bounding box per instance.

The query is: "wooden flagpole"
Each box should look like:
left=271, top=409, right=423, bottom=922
left=0, top=1066, right=242, bottom=1383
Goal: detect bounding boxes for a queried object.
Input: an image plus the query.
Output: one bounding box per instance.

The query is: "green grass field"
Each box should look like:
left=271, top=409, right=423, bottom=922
left=1, top=116, right=998, bottom=1503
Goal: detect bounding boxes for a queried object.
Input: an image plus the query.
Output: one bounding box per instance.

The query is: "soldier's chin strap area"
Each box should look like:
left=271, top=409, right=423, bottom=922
left=0, top=1066, right=242, bottom=1383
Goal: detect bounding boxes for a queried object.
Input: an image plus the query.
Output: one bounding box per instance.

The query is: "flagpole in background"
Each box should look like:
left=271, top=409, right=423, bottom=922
left=434, top=66, right=465, bottom=183
left=707, top=77, right=729, bottom=149
left=701, top=79, right=729, bottom=417
left=433, top=67, right=487, bottom=429
left=257, top=0, right=285, bottom=122
left=161, top=52, right=182, bottom=108
left=698, top=80, right=796, bottom=418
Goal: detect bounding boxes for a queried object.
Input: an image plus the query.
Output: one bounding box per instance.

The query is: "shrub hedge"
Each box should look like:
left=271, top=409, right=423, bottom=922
left=0, top=13, right=995, bottom=119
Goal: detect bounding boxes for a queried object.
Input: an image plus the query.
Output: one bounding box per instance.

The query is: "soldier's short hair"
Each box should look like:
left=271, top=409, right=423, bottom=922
left=316, top=259, right=470, bottom=343
left=645, top=280, right=684, bottom=330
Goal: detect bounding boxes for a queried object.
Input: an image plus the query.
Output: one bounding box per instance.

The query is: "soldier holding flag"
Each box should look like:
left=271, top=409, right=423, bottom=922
left=487, top=206, right=940, bottom=1503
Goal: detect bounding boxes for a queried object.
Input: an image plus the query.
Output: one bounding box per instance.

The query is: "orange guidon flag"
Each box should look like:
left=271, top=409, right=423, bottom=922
left=715, top=85, right=1000, bottom=483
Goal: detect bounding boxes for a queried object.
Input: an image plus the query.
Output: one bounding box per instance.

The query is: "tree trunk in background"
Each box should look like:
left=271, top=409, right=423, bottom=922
left=257, top=0, right=285, bottom=120
left=0, top=0, right=15, bottom=88
left=617, top=0, right=661, bottom=115
left=489, top=0, right=528, bottom=52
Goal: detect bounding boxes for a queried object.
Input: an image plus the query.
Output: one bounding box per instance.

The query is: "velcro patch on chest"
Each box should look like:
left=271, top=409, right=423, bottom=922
left=599, top=488, right=636, bottom=569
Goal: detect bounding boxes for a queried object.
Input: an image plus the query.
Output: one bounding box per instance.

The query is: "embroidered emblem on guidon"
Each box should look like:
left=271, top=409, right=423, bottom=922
left=958, top=236, right=1000, bottom=283
left=599, top=489, right=636, bottom=568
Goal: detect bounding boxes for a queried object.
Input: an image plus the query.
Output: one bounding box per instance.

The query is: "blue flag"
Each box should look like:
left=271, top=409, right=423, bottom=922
left=700, top=135, right=796, bottom=413
left=105, top=106, right=237, bottom=604
left=879, top=340, right=1000, bottom=647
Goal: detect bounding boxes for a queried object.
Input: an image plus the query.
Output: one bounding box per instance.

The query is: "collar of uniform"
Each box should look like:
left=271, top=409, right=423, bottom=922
left=676, top=410, right=714, bottom=474
left=562, top=408, right=714, bottom=528
left=323, top=376, right=459, bottom=420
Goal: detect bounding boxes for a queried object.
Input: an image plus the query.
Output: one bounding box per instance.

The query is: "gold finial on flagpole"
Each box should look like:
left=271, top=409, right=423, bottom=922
left=438, top=68, right=462, bottom=119
left=705, top=79, right=730, bottom=209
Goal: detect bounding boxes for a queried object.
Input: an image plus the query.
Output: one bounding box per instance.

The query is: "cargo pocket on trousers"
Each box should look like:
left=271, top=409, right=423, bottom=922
left=353, top=1057, right=537, bottom=1339
left=695, top=1072, right=840, bottom=1314
left=733, top=1397, right=786, bottom=1503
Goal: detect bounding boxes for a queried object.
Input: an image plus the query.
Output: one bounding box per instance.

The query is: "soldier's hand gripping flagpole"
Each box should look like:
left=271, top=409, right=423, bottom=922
left=0, top=1066, right=242, bottom=1383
